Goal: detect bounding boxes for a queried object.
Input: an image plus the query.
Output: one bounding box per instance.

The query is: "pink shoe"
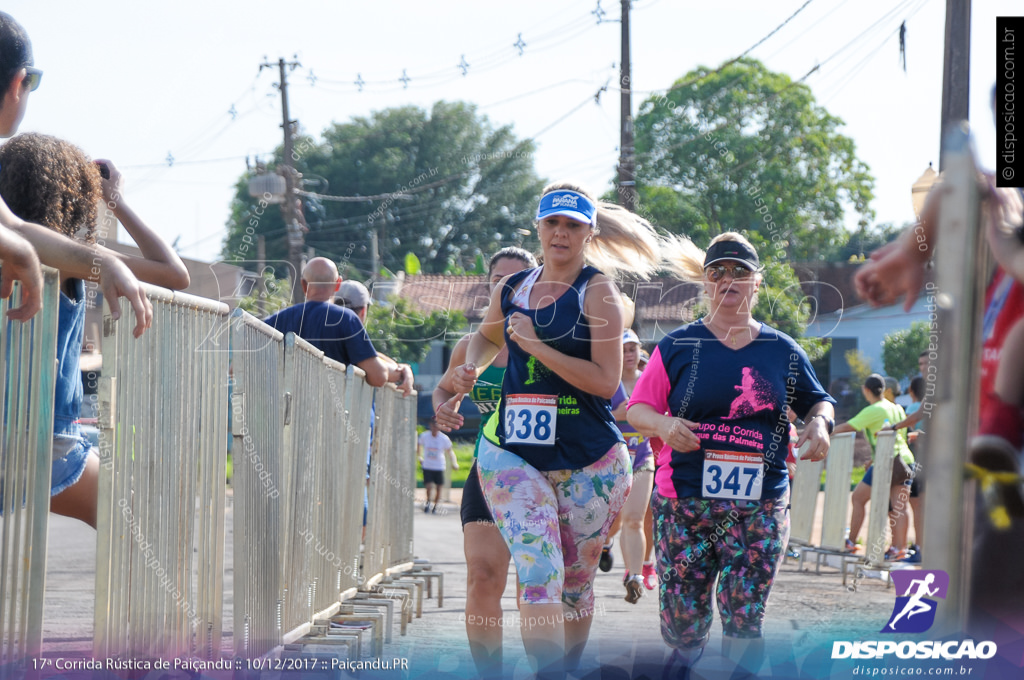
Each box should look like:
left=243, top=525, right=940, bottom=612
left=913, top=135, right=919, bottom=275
left=642, top=562, right=657, bottom=590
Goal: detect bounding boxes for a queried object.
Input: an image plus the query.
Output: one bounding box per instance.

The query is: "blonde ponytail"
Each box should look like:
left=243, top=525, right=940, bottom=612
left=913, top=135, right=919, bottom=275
left=540, top=181, right=674, bottom=280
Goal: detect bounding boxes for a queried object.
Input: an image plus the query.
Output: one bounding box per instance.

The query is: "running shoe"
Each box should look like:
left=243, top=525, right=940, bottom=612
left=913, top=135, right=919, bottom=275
left=599, top=541, right=614, bottom=572
left=431, top=504, right=438, bottom=514
left=662, top=646, right=704, bottom=680
left=899, top=550, right=922, bottom=564
left=885, top=546, right=908, bottom=561
left=624, top=574, right=644, bottom=604
left=642, top=562, right=657, bottom=590
left=844, top=538, right=858, bottom=553
left=423, top=502, right=430, bottom=513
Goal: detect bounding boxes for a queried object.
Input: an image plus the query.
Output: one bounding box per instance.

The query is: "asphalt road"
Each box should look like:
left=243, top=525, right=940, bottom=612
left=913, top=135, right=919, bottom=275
left=41, top=490, right=901, bottom=679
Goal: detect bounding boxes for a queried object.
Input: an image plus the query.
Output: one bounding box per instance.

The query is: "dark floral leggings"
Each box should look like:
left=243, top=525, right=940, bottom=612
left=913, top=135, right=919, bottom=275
left=653, top=492, right=789, bottom=649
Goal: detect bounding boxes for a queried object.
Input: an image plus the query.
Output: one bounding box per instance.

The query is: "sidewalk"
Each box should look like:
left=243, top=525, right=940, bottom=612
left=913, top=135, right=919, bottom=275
left=42, top=492, right=896, bottom=679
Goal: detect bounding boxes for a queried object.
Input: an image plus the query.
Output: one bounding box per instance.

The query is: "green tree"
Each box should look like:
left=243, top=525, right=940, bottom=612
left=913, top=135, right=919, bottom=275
left=882, top=321, right=929, bottom=382
left=632, top=58, right=875, bottom=261
left=366, top=295, right=466, bottom=364
left=222, top=102, right=544, bottom=276
left=235, top=271, right=292, bottom=318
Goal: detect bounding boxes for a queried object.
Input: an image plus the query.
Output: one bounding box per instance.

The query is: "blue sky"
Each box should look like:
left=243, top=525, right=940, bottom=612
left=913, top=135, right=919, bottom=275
left=7, top=0, right=1016, bottom=268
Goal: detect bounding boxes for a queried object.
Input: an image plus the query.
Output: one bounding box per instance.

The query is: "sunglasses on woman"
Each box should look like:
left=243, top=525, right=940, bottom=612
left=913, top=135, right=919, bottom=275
left=704, top=264, right=754, bottom=282
left=22, top=67, right=42, bottom=92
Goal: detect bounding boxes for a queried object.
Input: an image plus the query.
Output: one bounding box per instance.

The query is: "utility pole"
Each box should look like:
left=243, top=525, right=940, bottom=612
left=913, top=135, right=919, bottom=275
left=617, top=0, right=637, bottom=212
left=939, top=0, right=971, bottom=170
left=256, top=235, right=267, bottom=317
left=261, top=56, right=305, bottom=303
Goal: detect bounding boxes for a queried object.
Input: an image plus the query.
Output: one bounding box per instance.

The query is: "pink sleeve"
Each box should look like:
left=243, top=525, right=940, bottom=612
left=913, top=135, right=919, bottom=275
left=627, top=345, right=671, bottom=415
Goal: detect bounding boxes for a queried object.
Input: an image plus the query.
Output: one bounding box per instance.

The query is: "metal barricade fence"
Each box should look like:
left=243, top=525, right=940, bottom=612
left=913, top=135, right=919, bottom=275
left=277, top=334, right=374, bottom=644
left=863, top=430, right=896, bottom=568
left=363, top=385, right=417, bottom=587
left=788, top=441, right=821, bottom=547
left=0, top=269, right=60, bottom=676
left=228, top=310, right=284, bottom=659
left=94, top=286, right=230, bottom=662
left=820, top=431, right=856, bottom=552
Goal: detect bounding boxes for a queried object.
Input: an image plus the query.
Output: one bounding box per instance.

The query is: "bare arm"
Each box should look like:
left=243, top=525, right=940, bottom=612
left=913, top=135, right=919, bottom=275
left=449, top=281, right=508, bottom=394
left=854, top=187, right=940, bottom=311
left=98, top=160, right=190, bottom=290
left=374, top=349, right=414, bottom=395
left=833, top=422, right=857, bottom=435
left=889, top=409, right=925, bottom=431
left=985, top=184, right=1024, bottom=280
left=508, top=274, right=624, bottom=399
left=0, top=225, right=42, bottom=321
left=1, top=201, right=152, bottom=337
left=433, top=334, right=472, bottom=432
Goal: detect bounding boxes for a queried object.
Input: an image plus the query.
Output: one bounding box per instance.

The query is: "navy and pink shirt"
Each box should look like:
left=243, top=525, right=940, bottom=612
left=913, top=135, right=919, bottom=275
left=627, top=320, right=834, bottom=500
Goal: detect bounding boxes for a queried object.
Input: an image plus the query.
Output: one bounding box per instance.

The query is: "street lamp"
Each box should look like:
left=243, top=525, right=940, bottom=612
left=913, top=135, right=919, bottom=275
left=912, top=163, right=939, bottom=219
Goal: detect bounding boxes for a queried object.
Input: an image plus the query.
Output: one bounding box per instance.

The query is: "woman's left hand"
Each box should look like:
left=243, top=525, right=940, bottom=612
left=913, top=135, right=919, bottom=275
left=796, top=418, right=831, bottom=462
left=506, top=312, right=540, bottom=352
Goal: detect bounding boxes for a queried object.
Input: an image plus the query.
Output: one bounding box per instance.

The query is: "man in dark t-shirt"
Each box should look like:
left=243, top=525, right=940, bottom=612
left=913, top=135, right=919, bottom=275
left=263, top=257, right=408, bottom=390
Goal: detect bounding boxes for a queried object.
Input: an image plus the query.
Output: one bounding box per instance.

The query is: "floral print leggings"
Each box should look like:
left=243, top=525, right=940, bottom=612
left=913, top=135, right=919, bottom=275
left=477, top=439, right=630, bottom=614
left=653, top=492, right=789, bottom=649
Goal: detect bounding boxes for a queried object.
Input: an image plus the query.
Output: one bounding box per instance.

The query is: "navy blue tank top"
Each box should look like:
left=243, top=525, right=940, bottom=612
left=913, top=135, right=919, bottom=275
left=496, top=265, right=624, bottom=470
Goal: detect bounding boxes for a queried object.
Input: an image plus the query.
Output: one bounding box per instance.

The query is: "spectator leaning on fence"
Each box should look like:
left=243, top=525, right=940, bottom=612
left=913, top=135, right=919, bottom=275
left=0, top=12, right=151, bottom=334
left=333, top=278, right=413, bottom=390
left=332, top=276, right=413, bottom=538
left=0, top=134, right=190, bottom=528
left=263, top=257, right=411, bottom=393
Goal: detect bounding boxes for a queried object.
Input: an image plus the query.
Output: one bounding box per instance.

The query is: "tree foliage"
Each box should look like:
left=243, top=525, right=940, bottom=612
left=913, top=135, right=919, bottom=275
left=222, top=101, right=544, bottom=276
left=366, top=295, right=466, bottom=364
left=882, top=321, right=930, bottom=382
left=633, top=58, right=875, bottom=262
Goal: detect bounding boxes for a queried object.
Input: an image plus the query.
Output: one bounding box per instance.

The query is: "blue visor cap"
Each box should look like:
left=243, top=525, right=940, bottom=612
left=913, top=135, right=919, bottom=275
left=536, top=190, right=597, bottom=225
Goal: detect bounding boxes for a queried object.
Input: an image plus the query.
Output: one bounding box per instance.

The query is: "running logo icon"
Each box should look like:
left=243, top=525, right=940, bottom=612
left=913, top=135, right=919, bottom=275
left=882, top=570, right=949, bottom=633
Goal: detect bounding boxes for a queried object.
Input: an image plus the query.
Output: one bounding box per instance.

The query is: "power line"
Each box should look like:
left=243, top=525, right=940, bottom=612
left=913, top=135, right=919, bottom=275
left=630, top=0, right=816, bottom=97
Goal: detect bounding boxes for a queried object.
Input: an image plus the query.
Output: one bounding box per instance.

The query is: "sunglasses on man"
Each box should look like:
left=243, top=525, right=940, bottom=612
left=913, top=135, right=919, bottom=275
left=22, top=67, right=42, bottom=92
left=704, top=264, right=754, bottom=282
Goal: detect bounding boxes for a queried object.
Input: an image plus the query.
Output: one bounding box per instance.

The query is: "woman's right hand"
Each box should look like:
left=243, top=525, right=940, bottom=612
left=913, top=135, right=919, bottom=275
left=658, top=416, right=701, bottom=452
left=434, top=394, right=465, bottom=432
left=450, top=363, right=477, bottom=394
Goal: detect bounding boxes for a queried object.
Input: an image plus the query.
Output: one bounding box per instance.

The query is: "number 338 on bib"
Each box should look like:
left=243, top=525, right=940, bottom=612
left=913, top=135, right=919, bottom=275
left=503, top=394, right=558, bottom=445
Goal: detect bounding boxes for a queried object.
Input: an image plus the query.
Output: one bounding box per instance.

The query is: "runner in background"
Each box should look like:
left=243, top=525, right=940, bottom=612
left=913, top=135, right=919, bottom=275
left=433, top=246, right=536, bottom=680
left=417, top=417, right=457, bottom=514
left=605, top=328, right=655, bottom=603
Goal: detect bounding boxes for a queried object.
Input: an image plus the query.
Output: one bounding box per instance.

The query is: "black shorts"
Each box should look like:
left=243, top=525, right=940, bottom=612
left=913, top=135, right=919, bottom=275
left=910, top=463, right=924, bottom=497
left=423, top=469, right=444, bottom=486
left=460, top=459, right=495, bottom=527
